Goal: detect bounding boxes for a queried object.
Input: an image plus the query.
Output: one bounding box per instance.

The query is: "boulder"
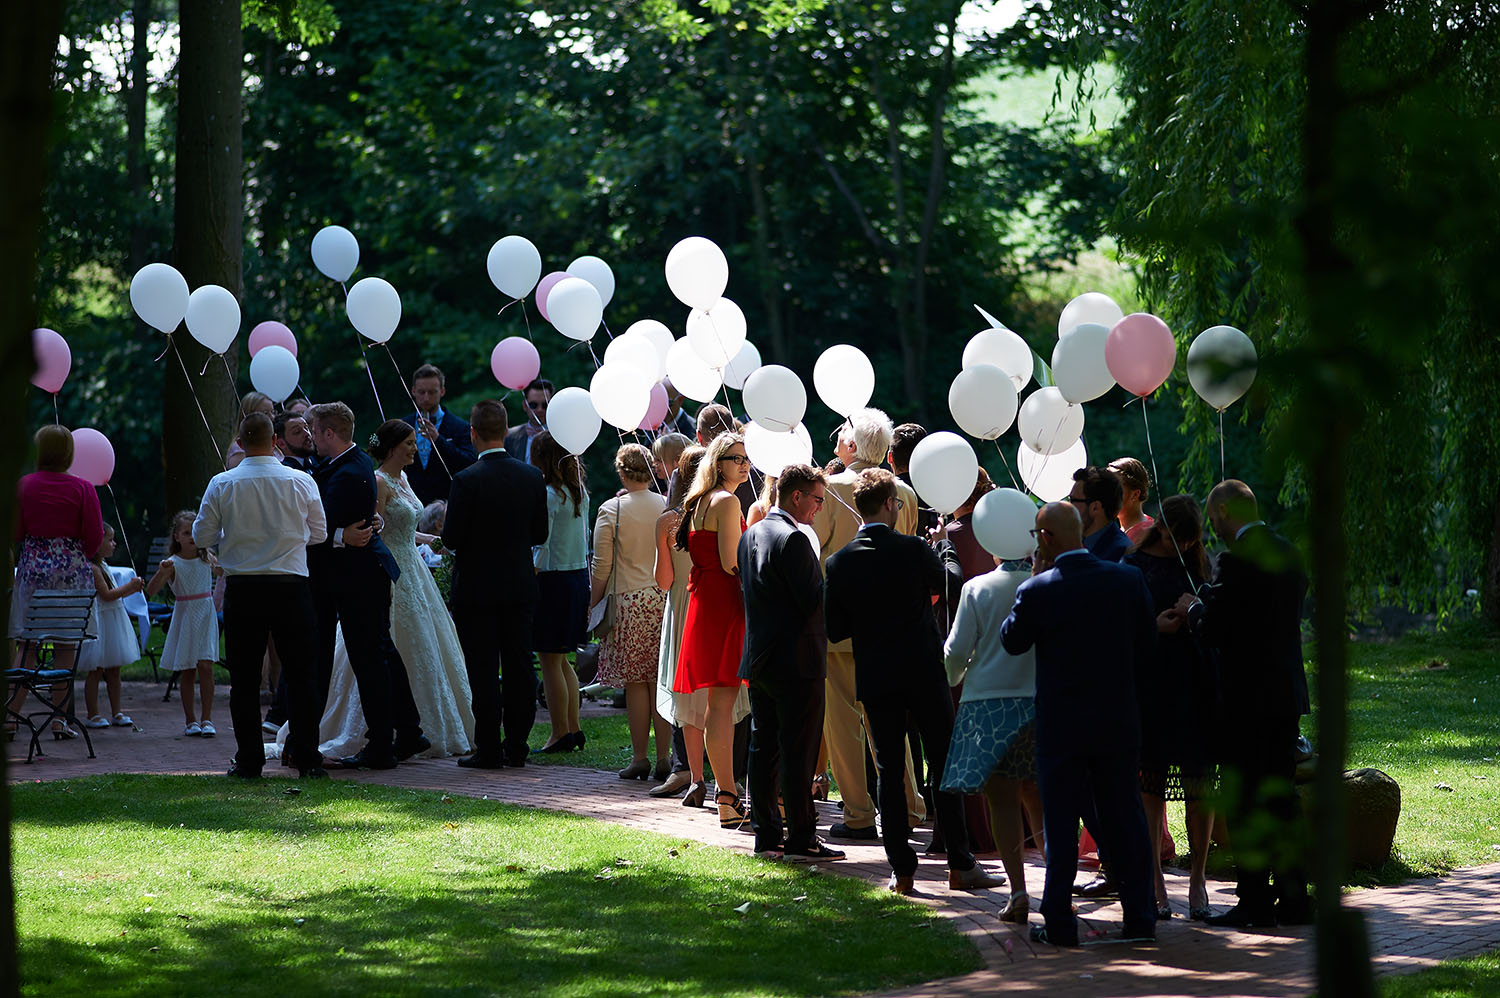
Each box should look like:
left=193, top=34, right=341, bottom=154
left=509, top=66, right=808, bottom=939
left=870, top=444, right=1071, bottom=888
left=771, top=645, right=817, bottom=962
left=1344, top=767, right=1401, bottom=869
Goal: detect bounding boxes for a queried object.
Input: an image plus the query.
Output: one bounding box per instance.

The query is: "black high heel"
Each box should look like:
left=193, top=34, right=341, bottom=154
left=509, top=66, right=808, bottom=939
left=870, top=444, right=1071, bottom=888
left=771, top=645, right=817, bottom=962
left=538, top=737, right=573, bottom=754
left=569, top=730, right=587, bottom=751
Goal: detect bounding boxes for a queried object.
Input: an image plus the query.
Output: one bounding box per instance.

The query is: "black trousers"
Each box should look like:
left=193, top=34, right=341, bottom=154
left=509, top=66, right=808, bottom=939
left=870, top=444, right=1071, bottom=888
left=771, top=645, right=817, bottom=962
left=311, top=570, right=422, bottom=758
left=1036, top=746, right=1156, bottom=942
left=1222, top=714, right=1308, bottom=910
left=224, top=575, right=319, bottom=773
left=863, top=674, right=974, bottom=878
left=455, top=599, right=536, bottom=762
left=747, top=674, right=825, bottom=852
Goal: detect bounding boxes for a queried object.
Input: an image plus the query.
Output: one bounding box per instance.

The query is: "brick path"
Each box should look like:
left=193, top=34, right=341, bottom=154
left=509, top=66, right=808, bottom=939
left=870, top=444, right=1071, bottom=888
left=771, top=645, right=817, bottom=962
left=11, top=682, right=1500, bottom=997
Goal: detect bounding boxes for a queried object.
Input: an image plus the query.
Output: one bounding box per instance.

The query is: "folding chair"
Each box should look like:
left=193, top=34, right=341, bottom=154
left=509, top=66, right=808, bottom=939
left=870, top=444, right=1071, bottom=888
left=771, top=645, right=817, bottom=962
left=5, top=588, right=97, bottom=762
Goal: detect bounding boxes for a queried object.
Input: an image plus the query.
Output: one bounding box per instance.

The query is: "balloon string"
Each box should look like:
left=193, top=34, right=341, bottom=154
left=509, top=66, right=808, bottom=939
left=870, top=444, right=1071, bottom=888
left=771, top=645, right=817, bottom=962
left=358, top=338, right=386, bottom=421
left=219, top=353, right=238, bottom=402
left=104, top=483, right=136, bottom=571
left=1025, top=408, right=1073, bottom=498
left=169, top=335, right=226, bottom=467
left=381, top=343, right=449, bottom=478
left=52, top=394, right=59, bottom=425
left=601, top=318, right=615, bottom=342
left=1218, top=408, right=1226, bottom=483
left=992, top=438, right=1022, bottom=492
left=1140, top=396, right=1201, bottom=597
left=497, top=297, right=522, bottom=318
left=152, top=337, right=171, bottom=363
left=521, top=298, right=533, bottom=341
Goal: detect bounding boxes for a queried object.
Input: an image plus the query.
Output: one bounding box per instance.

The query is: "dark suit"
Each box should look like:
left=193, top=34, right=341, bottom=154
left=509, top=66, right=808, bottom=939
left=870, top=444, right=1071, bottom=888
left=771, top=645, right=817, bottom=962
left=824, top=522, right=975, bottom=877
left=444, top=448, right=548, bottom=763
left=738, top=509, right=827, bottom=853
left=1187, top=522, right=1309, bottom=912
left=503, top=424, right=541, bottom=464
left=403, top=409, right=476, bottom=507
left=1001, top=549, right=1158, bottom=942
left=1085, top=521, right=1132, bottom=563
left=307, top=444, right=422, bottom=762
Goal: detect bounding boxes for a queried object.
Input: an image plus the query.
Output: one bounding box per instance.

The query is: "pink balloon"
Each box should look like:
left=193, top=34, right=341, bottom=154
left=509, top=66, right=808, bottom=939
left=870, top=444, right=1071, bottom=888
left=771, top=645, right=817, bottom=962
left=1105, top=313, right=1176, bottom=397
left=248, top=320, right=298, bottom=358
left=67, top=427, right=115, bottom=487
left=638, top=382, right=670, bottom=430
left=490, top=336, right=541, bottom=391
left=535, top=271, right=568, bottom=322
left=31, top=328, right=71, bottom=394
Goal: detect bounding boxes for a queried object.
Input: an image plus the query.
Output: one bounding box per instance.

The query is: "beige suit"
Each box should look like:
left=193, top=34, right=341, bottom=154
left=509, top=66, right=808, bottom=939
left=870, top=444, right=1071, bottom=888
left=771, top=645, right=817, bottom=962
left=811, top=459, right=926, bottom=829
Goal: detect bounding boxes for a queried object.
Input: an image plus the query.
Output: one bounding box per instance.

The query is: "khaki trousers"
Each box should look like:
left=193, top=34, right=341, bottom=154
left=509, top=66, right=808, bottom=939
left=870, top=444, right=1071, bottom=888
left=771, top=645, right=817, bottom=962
left=823, top=647, right=927, bottom=829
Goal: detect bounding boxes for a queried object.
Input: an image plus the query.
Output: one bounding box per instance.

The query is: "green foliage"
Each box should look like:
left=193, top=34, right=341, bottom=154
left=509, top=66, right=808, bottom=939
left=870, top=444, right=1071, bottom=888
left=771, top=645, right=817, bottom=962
left=242, top=0, right=338, bottom=44
left=1044, top=0, right=1500, bottom=615
left=13, top=775, right=982, bottom=996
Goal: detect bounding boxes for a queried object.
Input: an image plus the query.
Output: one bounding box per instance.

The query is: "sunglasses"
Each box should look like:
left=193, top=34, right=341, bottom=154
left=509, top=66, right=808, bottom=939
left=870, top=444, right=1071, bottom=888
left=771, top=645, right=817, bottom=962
left=527, top=400, right=548, bottom=410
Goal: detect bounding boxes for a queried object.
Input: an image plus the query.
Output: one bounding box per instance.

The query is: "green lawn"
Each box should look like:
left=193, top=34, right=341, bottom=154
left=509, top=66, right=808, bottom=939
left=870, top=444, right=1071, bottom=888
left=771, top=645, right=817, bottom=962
left=12, top=775, right=981, bottom=998
left=1381, top=951, right=1500, bottom=997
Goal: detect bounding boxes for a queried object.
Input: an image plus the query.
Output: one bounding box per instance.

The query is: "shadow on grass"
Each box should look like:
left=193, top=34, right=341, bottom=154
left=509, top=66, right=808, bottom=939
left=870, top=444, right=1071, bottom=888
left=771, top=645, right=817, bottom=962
left=15, top=776, right=981, bottom=998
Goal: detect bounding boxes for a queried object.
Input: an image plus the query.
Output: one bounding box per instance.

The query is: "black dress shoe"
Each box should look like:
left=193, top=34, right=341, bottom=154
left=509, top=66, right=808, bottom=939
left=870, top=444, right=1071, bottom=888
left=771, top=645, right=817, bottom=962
left=338, top=750, right=398, bottom=770
left=828, top=821, right=879, bottom=841
left=394, top=735, right=431, bottom=761
left=1205, top=903, right=1277, bottom=928
left=1074, top=874, right=1119, bottom=899
left=456, top=753, right=505, bottom=769
left=1276, top=897, right=1315, bottom=926
left=1030, top=924, right=1079, bottom=947
left=299, top=767, right=329, bottom=779
left=227, top=761, right=261, bottom=779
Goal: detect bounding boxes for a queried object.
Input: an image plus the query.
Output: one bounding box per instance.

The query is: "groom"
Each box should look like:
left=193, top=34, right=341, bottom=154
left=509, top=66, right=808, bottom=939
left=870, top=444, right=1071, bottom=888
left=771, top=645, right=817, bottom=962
left=444, top=399, right=549, bottom=768
left=304, top=402, right=426, bottom=769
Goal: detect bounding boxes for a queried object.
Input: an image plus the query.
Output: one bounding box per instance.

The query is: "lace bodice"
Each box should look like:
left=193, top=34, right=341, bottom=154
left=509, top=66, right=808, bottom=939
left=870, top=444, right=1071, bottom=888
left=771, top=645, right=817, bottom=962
left=377, top=470, right=423, bottom=574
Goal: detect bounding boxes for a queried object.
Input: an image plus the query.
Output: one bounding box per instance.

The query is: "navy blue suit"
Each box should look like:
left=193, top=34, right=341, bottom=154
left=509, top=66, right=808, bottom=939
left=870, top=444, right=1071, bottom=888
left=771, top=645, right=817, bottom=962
left=1085, top=521, right=1132, bottom=563
left=403, top=409, right=476, bottom=507
left=1001, top=549, right=1157, bottom=941
left=307, top=444, right=422, bottom=761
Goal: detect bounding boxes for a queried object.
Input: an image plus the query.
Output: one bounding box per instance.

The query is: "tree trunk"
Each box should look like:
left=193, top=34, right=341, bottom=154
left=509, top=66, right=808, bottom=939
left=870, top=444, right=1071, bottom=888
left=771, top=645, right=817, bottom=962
left=166, top=0, right=242, bottom=514
left=0, top=6, right=65, bottom=993
left=1300, top=2, right=1374, bottom=994
left=126, top=0, right=151, bottom=272
left=1484, top=485, right=1500, bottom=627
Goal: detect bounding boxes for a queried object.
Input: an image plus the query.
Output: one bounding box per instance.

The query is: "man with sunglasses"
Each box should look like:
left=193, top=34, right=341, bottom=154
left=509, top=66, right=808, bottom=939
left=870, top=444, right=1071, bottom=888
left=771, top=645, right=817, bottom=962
left=1001, top=502, right=1158, bottom=945
left=504, top=378, right=553, bottom=463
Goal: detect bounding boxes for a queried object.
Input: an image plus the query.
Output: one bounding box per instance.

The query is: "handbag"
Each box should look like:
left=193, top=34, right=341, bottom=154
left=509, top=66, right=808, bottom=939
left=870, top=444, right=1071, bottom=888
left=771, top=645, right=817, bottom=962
left=590, top=502, right=621, bottom=640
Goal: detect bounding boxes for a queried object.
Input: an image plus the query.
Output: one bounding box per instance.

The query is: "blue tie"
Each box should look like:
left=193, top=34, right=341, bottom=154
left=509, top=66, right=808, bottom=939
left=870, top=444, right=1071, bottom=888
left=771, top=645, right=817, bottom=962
left=416, top=411, right=436, bottom=467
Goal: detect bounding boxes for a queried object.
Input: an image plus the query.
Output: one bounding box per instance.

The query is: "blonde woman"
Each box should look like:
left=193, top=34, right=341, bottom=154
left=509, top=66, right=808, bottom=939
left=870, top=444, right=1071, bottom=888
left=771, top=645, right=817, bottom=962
left=672, top=432, right=753, bottom=828
left=591, top=444, right=670, bottom=780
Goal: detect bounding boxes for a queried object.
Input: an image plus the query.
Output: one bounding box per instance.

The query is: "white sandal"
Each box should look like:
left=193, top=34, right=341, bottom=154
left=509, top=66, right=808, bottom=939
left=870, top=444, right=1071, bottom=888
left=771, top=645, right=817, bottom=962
left=85, top=715, right=111, bottom=729
left=113, top=712, right=134, bottom=726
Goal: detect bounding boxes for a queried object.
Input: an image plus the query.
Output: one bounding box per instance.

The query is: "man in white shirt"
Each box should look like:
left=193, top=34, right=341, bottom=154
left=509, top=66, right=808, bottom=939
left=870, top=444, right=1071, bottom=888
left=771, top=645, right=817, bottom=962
left=194, top=411, right=328, bottom=780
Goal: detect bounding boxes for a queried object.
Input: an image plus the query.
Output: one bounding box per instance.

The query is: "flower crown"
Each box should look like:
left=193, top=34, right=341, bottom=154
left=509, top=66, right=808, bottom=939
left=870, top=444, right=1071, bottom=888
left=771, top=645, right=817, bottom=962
left=367, top=433, right=380, bottom=449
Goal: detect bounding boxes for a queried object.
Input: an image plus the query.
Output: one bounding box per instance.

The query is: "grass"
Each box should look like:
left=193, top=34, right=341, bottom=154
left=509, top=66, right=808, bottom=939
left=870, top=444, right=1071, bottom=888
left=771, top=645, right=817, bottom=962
left=12, top=775, right=982, bottom=998
left=1380, top=951, right=1500, bottom=997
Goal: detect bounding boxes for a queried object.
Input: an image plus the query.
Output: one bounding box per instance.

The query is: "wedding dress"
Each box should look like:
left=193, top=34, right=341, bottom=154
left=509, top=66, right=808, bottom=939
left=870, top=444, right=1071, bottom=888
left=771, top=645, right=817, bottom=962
left=272, top=469, right=475, bottom=760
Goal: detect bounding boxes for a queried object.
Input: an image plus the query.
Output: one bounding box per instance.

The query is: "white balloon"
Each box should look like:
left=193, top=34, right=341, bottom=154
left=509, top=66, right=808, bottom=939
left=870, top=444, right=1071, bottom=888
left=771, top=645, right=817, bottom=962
left=685, top=298, right=747, bottom=369
left=1017, top=386, right=1085, bottom=455
left=589, top=364, right=652, bottom=431
left=1187, top=324, right=1258, bottom=411
left=742, top=364, right=806, bottom=434
left=813, top=344, right=876, bottom=417
left=1058, top=291, right=1123, bottom=338
left=566, top=255, right=616, bottom=308
left=971, top=488, right=1039, bottom=561
left=743, top=421, right=814, bottom=478
left=665, top=337, right=723, bottom=403
left=962, top=327, right=1033, bottom=392
left=346, top=277, right=402, bottom=344
left=665, top=236, right=729, bottom=311
left=626, top=319, right=675, bottom=373
left=547, top=386, right=602, bottom=456
left=1052, top=322, right=1115, bottom=403
left=547, top=277, right=603, bottom=341
left=909, top=431, right=980, bottom=516
left=248, top=344, right=300, bottom=403
left=129, top=263, right=190, bottom=334
left=184, top=285, right=241, bottom=355
left=311, top=225, right=359, bottom=283
left=486, top=235, right=542, bottom=299
left=948, top=364, right=1019, bottom=440
left=603, top=333, right=663, bottom=384
left=1017, top=437, right=1088, bottom=503
left=722, top=340, right=762, bottom=391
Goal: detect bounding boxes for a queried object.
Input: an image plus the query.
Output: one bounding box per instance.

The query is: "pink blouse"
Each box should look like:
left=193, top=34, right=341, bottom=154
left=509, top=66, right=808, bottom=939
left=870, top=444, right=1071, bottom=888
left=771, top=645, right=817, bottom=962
left=15, top=471, right=104, bottom=560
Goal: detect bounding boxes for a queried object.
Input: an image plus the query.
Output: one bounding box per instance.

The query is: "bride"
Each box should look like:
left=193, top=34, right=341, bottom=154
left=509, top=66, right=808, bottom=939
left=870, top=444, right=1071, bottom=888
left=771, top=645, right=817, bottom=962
left=275, top=418, right=475, bottom=761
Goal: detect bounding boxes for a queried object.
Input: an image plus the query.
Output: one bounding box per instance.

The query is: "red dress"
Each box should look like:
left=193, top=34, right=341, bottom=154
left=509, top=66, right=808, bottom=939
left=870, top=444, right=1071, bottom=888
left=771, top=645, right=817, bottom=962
left=673, top=522, right=746, bottom=693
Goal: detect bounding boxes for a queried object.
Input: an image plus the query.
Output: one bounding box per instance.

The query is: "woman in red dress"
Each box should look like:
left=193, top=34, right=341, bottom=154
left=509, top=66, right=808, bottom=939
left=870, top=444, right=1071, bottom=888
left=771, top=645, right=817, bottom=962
left=673, top=432, right=751, bottom=826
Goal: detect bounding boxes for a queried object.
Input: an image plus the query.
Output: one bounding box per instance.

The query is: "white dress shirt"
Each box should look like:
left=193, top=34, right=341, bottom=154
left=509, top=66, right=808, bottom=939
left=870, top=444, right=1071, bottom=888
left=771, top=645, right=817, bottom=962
left=193, top=456, right=328, bottom=576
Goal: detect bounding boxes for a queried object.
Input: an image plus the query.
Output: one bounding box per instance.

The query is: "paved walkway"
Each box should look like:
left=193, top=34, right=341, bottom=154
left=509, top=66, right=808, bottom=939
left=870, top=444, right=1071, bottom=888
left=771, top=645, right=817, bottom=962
left=11, top=682, right=1500, bottom=997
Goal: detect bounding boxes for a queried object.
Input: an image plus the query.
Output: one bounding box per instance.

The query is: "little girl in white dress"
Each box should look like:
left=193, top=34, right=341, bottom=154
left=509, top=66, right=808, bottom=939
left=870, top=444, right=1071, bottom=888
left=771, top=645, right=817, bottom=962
left=79, top=525, right=145, bottom=728
left=146, top=511, right=221, bottom=738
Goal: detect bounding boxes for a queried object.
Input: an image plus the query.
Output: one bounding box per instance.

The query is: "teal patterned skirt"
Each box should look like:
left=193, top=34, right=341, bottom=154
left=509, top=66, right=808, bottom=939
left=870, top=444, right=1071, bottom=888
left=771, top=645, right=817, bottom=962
left=940, top=696, right=1036, bottom=793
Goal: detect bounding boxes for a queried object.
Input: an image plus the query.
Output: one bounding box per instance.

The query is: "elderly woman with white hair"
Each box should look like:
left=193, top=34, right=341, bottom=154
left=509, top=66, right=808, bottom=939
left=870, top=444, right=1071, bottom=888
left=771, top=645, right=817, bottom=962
left=809, top=407, right=928, bottom=840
